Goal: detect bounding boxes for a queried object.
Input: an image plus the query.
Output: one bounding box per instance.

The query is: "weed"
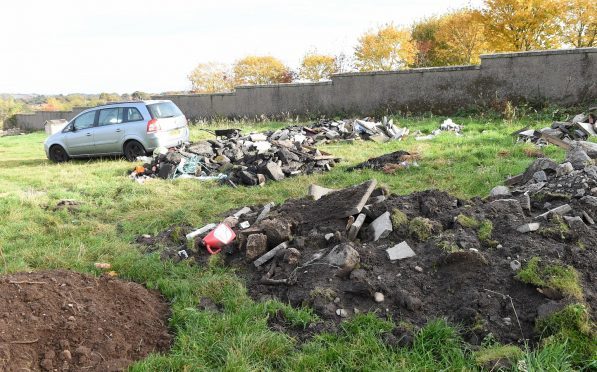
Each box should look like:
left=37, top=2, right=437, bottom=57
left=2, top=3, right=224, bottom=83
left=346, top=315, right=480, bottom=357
left=309, top=287, right=337, bottom=301
left=390, top=208, right=408, bottom=229
left=408, top=217, right=434, bottom=241
left=474, top=344, right=523, bottom=367
left=456, top=214, right=479, bottom=229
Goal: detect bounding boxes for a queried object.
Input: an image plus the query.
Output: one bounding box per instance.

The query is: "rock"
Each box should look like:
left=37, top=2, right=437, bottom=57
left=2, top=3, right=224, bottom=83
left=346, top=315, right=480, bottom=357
left=350, top=268, right=367, bottom=281
left=259, top=218, right=292, bottom=246
left=255, top=202, right=275, bottom=223
left=533, top=170, right=548, bottom=182
left=563, top=215, right=586, bottom=229
left=254, top=242, right=290, bottom=267
left=396, top=290, right=423, bottom=311
left=347, top=213, right=366, bottom=240
left=264, top=162, right=285, bottom=181
left=566, top=144, right=592, bottom=170
left=577, top=140, right=597, bottom=158
left=537, top=204, right=572, bottom=219
left=536, top=301, right=566, bottom=320
left=490, top=185, right=511, bottom=197
left=239, top=170, right=259, bottom=186
left=336, top=308, right=348, bottom=318
left=308, top=184, right=336, bottom=200
left=580, top=195, right=597, bottom=207
left=368, top=211, right=392, bottom=241
left=488, top=199, right=524, bottom=217
left=581, top=210, right=595, bottom=225
left=414, top=265, right=423, bottom=273
left=246, top=234, right=268, bottom=260
left=386, top=241, right=416, bottom=261
left=326, top=242, right=360, bottom=273
left=250, top=133, right=268, bottom=142
left=61, top=350, right=72, bottom=361
left=374, top=292, right=385, bottom=303
left=510, top=260, right=521, bottom=271
left=557, top=162, right=574, bottom=176
left=283, top=248, right=301, bottom=265
left=517, top=222, right=541, bottom=233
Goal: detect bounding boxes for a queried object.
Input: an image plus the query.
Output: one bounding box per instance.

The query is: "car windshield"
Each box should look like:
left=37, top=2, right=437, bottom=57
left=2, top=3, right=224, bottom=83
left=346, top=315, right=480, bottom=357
left=147, top=102, right=183, bottom=119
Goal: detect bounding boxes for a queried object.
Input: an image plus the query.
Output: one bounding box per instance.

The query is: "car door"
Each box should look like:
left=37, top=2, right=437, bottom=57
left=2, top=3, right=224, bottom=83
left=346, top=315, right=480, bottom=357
left=94, top=107, right=125, bottom=154
left=64, top=110, right=97, bottom=155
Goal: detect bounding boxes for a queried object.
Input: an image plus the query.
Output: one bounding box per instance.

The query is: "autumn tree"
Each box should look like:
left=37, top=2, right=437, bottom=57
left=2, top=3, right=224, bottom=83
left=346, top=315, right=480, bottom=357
left=559, top=0, right=596, bottom=47
left=354, top=24, right=416, bottom=71
left=410, top=17, right=443, bottom=67
left=187, top=62, right=234, bottom=93
left=435, top=9, right=489, bottom=64
left=233, top=56, right=292, bottom=85
left=299, top=53, right=338, bottom=81
left=482, top=0, right=563, bottom=51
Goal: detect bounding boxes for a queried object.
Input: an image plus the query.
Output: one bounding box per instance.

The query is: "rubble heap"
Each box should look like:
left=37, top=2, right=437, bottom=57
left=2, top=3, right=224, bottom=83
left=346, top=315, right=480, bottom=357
left=138, top=146, right=596, bottom=348
left=348, top=150, right=419, bottom=174
left=516, top=108, right=596, bottom=146
left=309, top=117, right=408, bottom=143
left=130, top=127, right=340, bottom=186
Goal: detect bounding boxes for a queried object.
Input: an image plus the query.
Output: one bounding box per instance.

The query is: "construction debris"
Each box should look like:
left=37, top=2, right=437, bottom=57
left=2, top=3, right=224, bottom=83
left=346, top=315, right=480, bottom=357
left=310, top=117, right=409, bottom=143
left=138, top=143, right=596, bottom=347
left=348, top=150, right=419, bottom=173
left=415, top=118, right=463, bottom=141
left=130, top=127, right=340, bottom=186
left=516, top=109, right=596, bottom=146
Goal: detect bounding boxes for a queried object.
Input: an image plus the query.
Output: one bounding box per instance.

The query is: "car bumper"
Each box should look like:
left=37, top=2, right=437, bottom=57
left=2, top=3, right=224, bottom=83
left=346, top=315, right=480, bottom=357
left=145, top=127, right=190, bottom=150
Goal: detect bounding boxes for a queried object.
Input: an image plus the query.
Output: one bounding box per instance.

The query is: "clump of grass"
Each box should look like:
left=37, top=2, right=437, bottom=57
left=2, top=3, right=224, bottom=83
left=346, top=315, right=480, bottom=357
left=456, top=214, right=479, bottom=228
left=536, top=304, right=596, bottom=367
left=516, top=257, right=583, bottom=300
left=391, top=208, right=408, bottom=229
left=437, top=240, right=460, bottom=253
left=456, top=215, right=497, bottom=247
left=408, top=217, right=434, bottom=241
left=309, top=287, right=337, bottom=301
left=474, top=344, right=523, bottom=367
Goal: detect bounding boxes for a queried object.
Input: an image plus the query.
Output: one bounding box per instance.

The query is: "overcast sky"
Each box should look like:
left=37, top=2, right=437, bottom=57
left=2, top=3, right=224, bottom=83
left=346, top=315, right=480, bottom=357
left=1, top=0, right=482, bottom=95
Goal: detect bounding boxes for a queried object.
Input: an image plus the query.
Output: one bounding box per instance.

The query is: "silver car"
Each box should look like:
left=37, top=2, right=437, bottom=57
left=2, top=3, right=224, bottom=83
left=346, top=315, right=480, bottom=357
left=44, top=100, right=189, bottom=162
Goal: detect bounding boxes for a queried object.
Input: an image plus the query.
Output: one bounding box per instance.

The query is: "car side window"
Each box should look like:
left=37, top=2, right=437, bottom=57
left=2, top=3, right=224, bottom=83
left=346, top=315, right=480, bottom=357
left=98, top=108, right=123, bottom=126
left=125, top=107, right=143, bottom=122
left=73, top=111, right=96, bottom=130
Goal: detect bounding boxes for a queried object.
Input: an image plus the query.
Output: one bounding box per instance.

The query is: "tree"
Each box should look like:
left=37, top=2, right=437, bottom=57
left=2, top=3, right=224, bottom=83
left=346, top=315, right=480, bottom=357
left=435, top=9, right=489, bottom=65
left=298, top=53, right=338, bottom=81
left=411, top=17, right=443, bottom=67
left=0, top=98, right=27, bottom=128
left=131, top=91, right=151, bottom=100
left=187, top=62, right=234, bottom=93
left=354, top=24, right=416, bottom=71
left=559, top=0, right=596, bottom=47
left=482, top=0, right=563, bottom=51
left=233, top=56, right=292, bottom=85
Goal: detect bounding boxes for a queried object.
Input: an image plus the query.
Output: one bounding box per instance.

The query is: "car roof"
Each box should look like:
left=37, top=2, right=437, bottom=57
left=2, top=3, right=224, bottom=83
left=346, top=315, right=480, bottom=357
left=90, top=99, right=172, bottom=109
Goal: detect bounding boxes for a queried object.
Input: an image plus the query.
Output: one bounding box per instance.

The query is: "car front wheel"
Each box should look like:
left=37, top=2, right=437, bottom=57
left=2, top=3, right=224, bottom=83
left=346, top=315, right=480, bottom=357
left=124, top=140, right=146, bottom=161
left=49, top=145, right=70, bottom=163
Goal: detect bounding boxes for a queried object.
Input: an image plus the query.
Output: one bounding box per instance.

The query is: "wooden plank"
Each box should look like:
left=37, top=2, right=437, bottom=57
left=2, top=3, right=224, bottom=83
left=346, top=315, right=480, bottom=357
left=535, top=131, right=571, bottom=150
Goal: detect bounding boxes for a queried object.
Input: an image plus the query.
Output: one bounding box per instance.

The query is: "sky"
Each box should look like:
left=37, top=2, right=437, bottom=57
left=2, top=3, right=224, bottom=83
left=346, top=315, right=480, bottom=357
left=1, top=0, right=482, bottom=95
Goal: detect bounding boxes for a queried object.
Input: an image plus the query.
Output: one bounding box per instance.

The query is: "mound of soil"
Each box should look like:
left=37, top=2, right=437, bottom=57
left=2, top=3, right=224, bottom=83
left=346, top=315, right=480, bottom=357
left=348, top=150, right=418, bottom=173
left=0, top=270, right=171, bottom=371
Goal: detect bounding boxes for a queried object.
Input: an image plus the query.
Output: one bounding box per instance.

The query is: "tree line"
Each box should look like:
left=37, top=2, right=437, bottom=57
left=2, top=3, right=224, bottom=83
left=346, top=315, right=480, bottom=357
left=188, top=0, right=595, bottom=93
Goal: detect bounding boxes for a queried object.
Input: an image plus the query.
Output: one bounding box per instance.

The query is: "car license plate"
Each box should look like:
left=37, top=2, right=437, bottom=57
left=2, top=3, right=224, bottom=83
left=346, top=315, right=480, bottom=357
left=170, top=129, right=181, bottom=137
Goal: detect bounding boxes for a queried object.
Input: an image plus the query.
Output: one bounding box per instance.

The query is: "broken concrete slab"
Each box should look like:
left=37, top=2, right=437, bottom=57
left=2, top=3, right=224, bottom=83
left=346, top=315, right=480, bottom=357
left=255, top=202, right=275, bottom=223
left=264, top=162, right=285, bottom=181
left=368, top=211, right=392, bottom=241
left=516, top=222, right=541, bottom=233
left=233, top=207, right=252, bottom=218
left=308, top=184, right=336, bottom=201
left=489, top=186, right=511, bottom=197
left=537, top=204, right=572, bottom=219
left=347, top=213, right=366, bottom=241
left=386, top=241, right=416, bottom=261
left=254, top=241, right=290, bottom=267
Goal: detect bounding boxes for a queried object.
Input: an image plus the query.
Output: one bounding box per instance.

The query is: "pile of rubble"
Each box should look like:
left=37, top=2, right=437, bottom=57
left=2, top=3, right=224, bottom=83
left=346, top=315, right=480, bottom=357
left=0, top=127, right=23, bottom=137
left=309, top=117, right=408, bottom=143
left=415, top=118, right=463, bottom=141
left=130, top=128, right=340, bottom=186
left=516, top=108, right=596, bottom=146
left=137, top=144, right=596, bottom=347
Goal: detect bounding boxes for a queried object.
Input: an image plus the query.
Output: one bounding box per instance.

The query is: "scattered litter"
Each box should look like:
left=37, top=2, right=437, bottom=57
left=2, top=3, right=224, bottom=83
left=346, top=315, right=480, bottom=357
left=415, top=118, right=463, bottom=140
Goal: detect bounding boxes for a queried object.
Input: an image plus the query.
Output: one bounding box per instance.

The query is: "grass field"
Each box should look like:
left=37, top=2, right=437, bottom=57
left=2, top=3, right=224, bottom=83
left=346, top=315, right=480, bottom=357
left=0, top=115, right=586, bottom=371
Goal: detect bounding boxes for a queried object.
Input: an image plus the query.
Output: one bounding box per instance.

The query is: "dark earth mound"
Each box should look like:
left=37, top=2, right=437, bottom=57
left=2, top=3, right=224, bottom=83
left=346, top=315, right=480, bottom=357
left=0, top=270, right=171, bottom=371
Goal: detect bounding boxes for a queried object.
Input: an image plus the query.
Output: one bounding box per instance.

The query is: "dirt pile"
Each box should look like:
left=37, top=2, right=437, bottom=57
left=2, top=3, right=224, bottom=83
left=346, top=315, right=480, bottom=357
left=137, top=149, right=596, bottom=348
left=0, top=270, right=171, bottom=371
left=348, top=150, right=419, bottom=173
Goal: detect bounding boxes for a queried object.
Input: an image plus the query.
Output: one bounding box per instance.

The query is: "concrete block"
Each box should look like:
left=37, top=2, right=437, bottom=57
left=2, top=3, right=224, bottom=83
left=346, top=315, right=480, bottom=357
left=386, top=241, right=416, bottom=261
left=368, top=211, right=392, bottom=241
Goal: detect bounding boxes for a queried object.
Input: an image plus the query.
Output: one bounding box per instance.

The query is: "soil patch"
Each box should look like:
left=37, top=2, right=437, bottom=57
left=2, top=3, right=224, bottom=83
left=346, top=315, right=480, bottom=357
left=0, top=270, right=171, bottom=371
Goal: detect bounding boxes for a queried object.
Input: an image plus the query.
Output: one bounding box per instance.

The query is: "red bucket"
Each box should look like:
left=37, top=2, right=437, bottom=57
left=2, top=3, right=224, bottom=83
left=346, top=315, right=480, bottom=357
left=202, top=224, right=236, bottom=254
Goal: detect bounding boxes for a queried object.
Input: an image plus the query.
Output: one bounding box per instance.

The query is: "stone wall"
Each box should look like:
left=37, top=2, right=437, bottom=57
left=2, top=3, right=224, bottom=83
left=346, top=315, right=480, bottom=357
left=12, top=48, right=597, bottom=130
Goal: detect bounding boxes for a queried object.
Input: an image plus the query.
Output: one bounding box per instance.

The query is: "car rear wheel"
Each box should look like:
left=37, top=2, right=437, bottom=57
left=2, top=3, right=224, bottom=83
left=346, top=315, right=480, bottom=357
left=49, top=145, right=70, bottom=163
left=124, top=140, right=146, bottom=161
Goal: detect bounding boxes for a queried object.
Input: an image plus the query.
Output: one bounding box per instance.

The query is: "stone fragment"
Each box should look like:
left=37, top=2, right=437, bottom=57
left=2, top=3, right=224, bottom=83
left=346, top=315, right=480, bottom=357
left=264, top=162, right=285, bottom=181
left=255, top=202, right=275, bottom=223
left=386, top=241, right=416, bottom=261
left=326, top=243, right=360, bottom=272
left=566, top=144, right=592, bottom=170
left=374, top=292, right=385, bottom=303
left=308, top=184, right=336, bottom=200
left=533, top=170, right=547, bottom=182
left=557, top=162, right=574, bottom=176
left=563, top=215, right=586, bottom=229
left=368, top=211, right=392, bottom=241
left=510, top=260, right=521, bottom=271
left=580, top=195, right=597, bottom=207
left=283, top=248, right=301, bottom=265
left=246, top=234, right=268, bottom=260
left=259, top=218, right=292, bottom=246
left=233, top=206, right=252, bottom=218
left=517, top=222, right=541, bottom=233
left=347, top=213, right=367, bottom=241
left=254, top=242, right=289, bottom=267
left=414, top=266, right=423, bottom=273
left=250, top=133, right=267, bottom=142
left=336, top=308, right=348, bottom=318
left=490, top=185, right=511, bottom=197
left=537, top=204, right=572, bottom=219
left=581, top=210, right=595, bottom=225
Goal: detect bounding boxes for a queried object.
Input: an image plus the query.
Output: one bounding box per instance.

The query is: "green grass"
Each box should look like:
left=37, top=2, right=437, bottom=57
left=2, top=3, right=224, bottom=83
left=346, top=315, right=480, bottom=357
left=0, top=115, right=590, bottom=370
left=516, top=257, right=583, bottom=300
